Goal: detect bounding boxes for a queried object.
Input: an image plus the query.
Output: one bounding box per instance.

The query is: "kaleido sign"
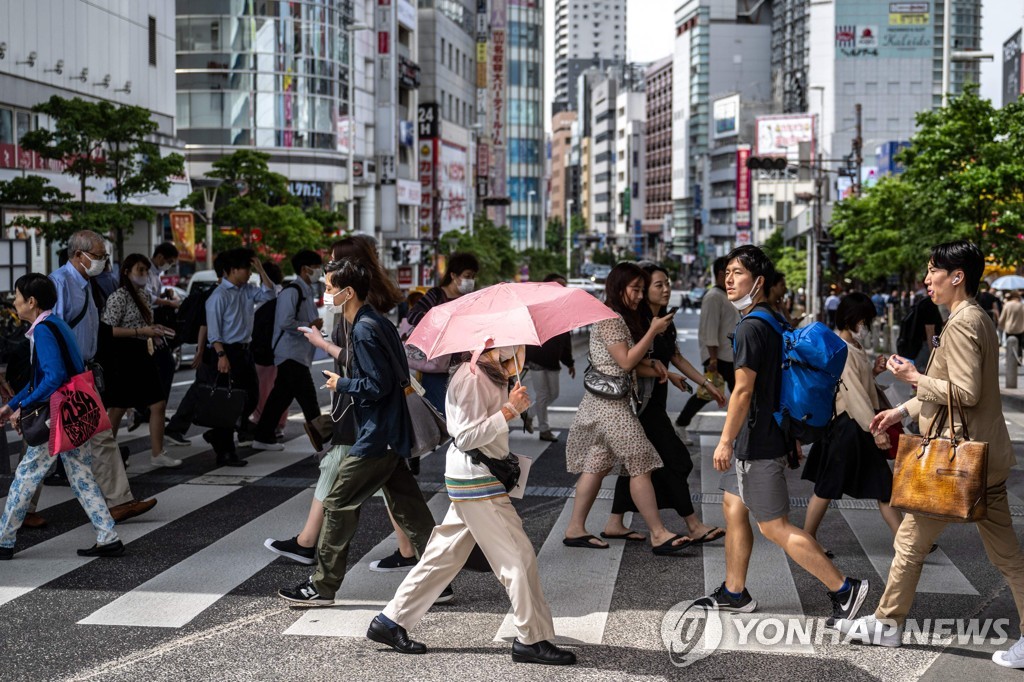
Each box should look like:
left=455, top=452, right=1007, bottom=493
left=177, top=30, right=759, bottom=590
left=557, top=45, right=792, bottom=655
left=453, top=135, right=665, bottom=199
left=835, top=0, right=932, bottom=60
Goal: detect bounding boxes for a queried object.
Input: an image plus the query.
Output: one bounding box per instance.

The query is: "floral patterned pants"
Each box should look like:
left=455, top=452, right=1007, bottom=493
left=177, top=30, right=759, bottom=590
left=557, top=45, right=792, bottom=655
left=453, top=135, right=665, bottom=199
left=0, top=444, right=118, bottom=549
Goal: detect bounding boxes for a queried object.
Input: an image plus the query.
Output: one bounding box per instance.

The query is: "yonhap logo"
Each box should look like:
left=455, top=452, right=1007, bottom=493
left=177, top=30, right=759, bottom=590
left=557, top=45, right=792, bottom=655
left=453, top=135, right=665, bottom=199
left=661, top=599, right=724, bottom=668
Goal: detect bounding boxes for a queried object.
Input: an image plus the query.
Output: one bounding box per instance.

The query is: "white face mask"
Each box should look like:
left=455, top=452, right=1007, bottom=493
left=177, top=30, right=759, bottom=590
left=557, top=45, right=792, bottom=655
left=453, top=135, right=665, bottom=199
left=309, top=267, right=324, bottom=282
left=130, top=274, right=149, bottom=288
left=731, top=277, right=763, bottom=312
left=497, top=345, right=520, bottom=363
left=457, top=277, right=475, bottom=295
left=853, top=324, right=873, bottom=348
left=158, top=261, right=174, bottom=274
left=83, top=253, right=107, bottom=277
left=325, top=290, right=349, bottom=315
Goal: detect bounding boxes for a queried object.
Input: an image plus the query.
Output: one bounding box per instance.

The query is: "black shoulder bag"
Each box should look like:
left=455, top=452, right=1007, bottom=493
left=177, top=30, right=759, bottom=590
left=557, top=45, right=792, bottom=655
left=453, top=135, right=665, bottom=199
left=465, top=447, right=521, bottom=493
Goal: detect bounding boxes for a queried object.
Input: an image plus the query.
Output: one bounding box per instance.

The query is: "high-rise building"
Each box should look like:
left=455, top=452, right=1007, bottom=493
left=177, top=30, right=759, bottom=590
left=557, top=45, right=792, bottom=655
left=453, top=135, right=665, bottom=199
left=549, top=110, right=577, bottom=230
left=553, top=0, right=626, bottom=114
left=614, top=80, right=645, bottom=255
left=1, top=0, right=187, bottom=272
left=643, top=56, right=673, bottom=255
left=1004, top=28, right=1024, bottom=107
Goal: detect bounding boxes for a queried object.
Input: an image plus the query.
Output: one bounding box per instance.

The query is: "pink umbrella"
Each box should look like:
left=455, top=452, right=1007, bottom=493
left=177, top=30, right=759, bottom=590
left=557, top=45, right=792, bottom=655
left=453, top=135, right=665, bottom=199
left=406, top=281, right=616, bottom=360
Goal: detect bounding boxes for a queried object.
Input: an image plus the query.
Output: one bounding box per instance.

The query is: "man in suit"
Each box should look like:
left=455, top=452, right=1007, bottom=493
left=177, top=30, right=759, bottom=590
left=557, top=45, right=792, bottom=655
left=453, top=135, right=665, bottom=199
left=839, top=241, right=1024, bottom=669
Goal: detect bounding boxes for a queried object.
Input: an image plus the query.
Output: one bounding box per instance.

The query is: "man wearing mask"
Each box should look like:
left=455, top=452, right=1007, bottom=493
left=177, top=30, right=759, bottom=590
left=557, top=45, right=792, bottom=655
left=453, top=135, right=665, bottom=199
left=698, top=245, right=868, bottom=629
left=405, top=252, right=480, bottom=414
left=676, top=257, right=739, bottom=442
left=252, top=250, right=325, bottom=451
left=48, top=230, right=157, bottom=522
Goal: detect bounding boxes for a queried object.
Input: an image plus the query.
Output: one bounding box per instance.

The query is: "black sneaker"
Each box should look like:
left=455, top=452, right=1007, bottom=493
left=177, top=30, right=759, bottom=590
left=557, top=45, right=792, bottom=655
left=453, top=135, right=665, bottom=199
left=826, top=577, right=869, bottom=628
left=693, top=582, right=757, bottom=613
left=0, top=547, right=12, bottom=560
left=434, top=584, right=455, bottom=605
left=278, top=579, right=334, bottom=607
left=264, top=537, right=315, bottom=565
left=165, top=431, right=190, bottom=447
left=369, top=550, right=418, bottom=572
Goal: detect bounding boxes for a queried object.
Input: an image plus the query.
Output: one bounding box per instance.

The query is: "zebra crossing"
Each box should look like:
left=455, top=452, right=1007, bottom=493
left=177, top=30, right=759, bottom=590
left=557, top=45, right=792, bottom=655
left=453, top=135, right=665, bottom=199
left=0, top=422, right=1009, bottom=666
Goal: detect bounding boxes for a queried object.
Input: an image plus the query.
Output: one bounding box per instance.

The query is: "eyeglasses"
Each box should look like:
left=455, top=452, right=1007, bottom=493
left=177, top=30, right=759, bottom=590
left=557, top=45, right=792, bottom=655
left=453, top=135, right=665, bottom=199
left=83, top=250, right=108, bottom=260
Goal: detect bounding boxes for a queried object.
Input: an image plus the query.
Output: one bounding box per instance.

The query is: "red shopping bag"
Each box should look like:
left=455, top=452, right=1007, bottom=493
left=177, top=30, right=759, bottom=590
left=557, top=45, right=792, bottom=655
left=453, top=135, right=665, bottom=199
left=48, top=370, right=111, bottom=455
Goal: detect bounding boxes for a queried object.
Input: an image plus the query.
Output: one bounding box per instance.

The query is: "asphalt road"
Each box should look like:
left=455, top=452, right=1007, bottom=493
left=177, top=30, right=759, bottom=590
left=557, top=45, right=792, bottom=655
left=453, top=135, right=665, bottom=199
left=4, top=309, right=1024, bottom=681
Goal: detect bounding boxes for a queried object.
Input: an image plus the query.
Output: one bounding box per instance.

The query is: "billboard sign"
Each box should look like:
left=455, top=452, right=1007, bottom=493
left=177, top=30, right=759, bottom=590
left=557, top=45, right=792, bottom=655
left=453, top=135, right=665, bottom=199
left=712, top=94, right=740, bottom=140
left=735, top=146, right=751, bottom=228
left=756, top=115, right=815, bottom=158
left=1004, top=30, right=1022, bottom=107
left=835, top=0, right=932, bottom=60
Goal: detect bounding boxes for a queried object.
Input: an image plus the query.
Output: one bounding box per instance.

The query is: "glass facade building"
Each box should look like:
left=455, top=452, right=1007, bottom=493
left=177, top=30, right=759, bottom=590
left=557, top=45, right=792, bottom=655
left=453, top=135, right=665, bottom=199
left=506, top=1, right=544, bottom=247
left=175, top=0, right=354, bottom=206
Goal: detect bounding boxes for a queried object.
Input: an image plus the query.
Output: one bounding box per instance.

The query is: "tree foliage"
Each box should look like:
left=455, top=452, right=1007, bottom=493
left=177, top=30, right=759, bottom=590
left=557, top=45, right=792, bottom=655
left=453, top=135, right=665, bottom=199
left=762, top=228, right=808, bottom=290
left=439, top=215, right=519, bottom=285
left=831, top=85, right=1024, bottom=282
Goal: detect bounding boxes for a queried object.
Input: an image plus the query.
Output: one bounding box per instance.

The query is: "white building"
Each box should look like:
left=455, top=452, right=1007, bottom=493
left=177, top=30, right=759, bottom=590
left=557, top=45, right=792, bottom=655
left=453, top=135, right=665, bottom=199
left=553, top=0, right=626, bottom=113
left=614, top=89, right=645, bottom=254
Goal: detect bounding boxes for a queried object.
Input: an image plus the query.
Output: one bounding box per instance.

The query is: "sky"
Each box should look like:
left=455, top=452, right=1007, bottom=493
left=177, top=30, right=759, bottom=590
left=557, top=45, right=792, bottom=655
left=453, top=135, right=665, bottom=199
left=542, top=0, right=1017, bottom=133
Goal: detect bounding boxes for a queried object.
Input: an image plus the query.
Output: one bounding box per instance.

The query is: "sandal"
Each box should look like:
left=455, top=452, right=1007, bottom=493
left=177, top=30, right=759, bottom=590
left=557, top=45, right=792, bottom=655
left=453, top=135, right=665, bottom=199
left=600, top=531, right=647, bottom=542
left=652, top=534, right=692, bottom=556
left=692, top=527, right=726, bottom=545
left=562, top=535, right=609, bottom=549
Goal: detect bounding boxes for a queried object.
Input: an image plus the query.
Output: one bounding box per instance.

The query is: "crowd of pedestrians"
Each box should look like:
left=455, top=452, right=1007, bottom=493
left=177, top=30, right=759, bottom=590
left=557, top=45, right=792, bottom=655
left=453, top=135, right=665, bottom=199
left=3, top=228, right=1024, bottom=669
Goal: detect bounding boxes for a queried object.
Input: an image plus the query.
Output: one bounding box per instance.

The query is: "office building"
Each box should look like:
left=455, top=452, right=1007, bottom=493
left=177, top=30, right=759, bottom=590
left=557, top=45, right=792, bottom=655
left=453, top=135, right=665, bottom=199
left=643, top=56, right=672, bottom=255
left=549, top=110, right=576, bottom=230
left=553, top=0, right=626, bottom=114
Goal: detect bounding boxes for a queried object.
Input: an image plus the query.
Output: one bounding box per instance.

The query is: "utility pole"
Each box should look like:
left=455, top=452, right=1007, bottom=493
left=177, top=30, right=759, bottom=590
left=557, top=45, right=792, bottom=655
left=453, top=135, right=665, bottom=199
left=566, top=198, right=574, bottom=276
left=853, top=103, right=863, bottom=197
left=812, top=151, right=824, bottom=319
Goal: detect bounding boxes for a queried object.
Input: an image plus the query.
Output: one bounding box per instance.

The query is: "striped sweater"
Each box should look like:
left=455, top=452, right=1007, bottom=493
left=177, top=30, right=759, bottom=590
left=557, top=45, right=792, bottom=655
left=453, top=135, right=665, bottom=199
left=445, top=476, right=507, bottom=502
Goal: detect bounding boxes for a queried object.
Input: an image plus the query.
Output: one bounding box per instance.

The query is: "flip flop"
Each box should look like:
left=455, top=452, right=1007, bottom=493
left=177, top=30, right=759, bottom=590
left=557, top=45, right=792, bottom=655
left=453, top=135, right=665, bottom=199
left=652, top=534, right=693, bottom=556
left=563, top=535, right=609, bottom=549
left=600, top=531, right=647, bottom=542
left=693, top=527, right=726, bottom=545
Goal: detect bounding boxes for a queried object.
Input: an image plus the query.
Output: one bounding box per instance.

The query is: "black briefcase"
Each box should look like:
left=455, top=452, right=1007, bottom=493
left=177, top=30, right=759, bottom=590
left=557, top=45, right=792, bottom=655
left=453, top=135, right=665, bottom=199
left=192, top=376, right=247, bottom=430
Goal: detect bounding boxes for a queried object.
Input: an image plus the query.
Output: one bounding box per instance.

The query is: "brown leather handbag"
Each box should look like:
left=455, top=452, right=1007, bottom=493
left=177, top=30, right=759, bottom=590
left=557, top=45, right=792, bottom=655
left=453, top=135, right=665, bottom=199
left=890, top=383, right=988, bottom=522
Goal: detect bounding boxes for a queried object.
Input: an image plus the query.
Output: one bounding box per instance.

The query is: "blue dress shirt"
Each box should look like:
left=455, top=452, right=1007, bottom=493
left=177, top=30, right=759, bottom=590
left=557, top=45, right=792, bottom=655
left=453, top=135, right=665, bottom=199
left=49, top=262, right=99, bottom=362
left=205, top=279, right=276, bottom=346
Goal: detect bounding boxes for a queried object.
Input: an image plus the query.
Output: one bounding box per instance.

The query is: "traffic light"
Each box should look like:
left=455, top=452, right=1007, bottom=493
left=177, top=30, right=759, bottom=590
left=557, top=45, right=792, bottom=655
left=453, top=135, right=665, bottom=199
left=746, top=156, right=789, bottom=171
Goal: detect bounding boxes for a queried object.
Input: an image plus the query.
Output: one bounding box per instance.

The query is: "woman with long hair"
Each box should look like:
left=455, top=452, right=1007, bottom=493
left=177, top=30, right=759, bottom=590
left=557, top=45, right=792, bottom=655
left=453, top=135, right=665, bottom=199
left=100, top=253, right=180, bottom=468
left=331, top=236, right=403, bottom=314
left=603, top=262, right=726, bottom=545
left=562, top=262, right=692, bottom=554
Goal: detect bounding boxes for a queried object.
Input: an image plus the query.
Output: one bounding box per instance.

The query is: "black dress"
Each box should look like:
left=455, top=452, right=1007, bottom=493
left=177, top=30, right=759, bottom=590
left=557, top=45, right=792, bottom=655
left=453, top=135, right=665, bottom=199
left=97, top=287, right=163, bottom=409
left=610, top=325, right=697, bottom=518
left=802, top=412, right=893, bottom=502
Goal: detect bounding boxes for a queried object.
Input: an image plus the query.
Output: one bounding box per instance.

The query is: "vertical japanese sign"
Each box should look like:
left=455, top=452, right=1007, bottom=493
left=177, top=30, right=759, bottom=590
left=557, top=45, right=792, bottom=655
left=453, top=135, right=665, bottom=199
left=735, top=145, right=751, bottom=229
left=1004, top=30, right=1022, bottom=106
left=169, top=211, right=196, bottom=262
left=439, top=142, right=468, bottom=234
left=419, top=140, right=437, bottom=236
left=489, top=0, right=507, bottom=225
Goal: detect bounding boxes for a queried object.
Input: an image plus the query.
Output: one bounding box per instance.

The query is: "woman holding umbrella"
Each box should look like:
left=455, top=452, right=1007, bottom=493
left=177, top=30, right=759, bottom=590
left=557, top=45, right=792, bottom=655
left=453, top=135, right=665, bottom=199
left=368, top=345, right=576, bottom=665
left=562, top=262, right=693, bottom=554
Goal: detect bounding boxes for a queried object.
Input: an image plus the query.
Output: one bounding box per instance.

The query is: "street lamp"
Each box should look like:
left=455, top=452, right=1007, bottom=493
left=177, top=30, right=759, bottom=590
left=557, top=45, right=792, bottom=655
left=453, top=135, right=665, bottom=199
left=940, top=0, right=993, bottom=106
left=192, top=176, right=224, bottom=270
left=346, top=22, right=372, bottom=235
left=526, top=190, right=536, bottom=250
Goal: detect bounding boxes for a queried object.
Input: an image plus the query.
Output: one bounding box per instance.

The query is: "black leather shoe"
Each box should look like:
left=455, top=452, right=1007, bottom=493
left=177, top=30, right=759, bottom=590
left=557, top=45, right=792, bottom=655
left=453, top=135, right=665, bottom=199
left=511, top=639, right=576, bottom=665
left=215, top=451, right=247, bottom=467
left=77, top=540, right=125, bottom=557
left=366, top=616, right=427, bottom=654
left=0, top=547, right=13, bottom=560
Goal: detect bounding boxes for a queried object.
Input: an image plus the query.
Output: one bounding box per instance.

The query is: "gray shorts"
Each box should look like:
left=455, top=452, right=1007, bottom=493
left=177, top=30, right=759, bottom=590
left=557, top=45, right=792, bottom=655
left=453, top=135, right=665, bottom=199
left=733, top=457, right=791, bottom=522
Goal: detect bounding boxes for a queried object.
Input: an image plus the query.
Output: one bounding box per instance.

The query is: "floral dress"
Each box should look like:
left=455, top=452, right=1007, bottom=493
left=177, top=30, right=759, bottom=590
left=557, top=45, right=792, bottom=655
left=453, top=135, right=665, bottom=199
left=99, top=286, right=162, bottom=408
left=565, top=315, right=662, bottom=476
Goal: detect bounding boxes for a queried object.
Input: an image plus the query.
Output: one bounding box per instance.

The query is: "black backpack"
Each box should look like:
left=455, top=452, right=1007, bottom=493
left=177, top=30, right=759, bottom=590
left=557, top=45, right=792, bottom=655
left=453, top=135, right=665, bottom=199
left=176, top=286, right=217, bottom=347
left=251, top=283, right=303, bottom=366
left=895, top=300, right=921, bottom=358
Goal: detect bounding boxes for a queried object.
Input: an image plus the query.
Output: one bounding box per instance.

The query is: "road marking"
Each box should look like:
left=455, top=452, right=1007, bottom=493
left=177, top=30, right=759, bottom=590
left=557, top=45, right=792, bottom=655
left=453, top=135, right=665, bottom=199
left=840, top=507, right=978, bottom=595
left=0, top=484, right=237, bottom=608
left=122, top=434, right=312, bottom=477
left=699, top=435, right=815, bottom=654
left=78, top=489, right=313, bottom=628
left=284, top=493, right=450, bottom=638
left=494, top=497, right=627, bottom=645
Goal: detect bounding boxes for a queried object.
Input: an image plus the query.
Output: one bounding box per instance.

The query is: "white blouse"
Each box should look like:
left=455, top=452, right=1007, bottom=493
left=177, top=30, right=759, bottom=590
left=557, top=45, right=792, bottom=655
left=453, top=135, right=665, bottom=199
left=443, top=362, right=511, bottom=480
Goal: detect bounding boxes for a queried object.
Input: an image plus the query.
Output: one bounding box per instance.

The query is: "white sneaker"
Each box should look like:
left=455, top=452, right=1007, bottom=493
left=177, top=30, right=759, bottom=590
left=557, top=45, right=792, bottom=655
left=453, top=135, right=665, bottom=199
left=252, top=440, right=285, bottom=451
left=835, top=615, right=903, bottom=647
left=993, top=635, right=1024, bottom=668
left=151, top=452, right=182, bottom=468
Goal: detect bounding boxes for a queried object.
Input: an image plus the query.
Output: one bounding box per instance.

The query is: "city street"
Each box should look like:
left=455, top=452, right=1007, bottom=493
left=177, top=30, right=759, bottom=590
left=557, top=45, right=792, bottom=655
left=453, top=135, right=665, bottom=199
left=3, top=310, right=1024, bottom=681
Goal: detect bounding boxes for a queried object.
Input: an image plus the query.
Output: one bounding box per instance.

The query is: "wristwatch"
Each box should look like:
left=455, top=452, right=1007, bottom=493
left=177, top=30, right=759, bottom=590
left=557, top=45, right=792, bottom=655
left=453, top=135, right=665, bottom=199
left=216, top=350, right=226, bottom=358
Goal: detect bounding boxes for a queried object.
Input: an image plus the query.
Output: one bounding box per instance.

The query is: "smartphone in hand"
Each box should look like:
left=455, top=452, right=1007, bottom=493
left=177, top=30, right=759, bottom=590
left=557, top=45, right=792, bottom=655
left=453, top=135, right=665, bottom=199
left=297, top=326, right=314, bottom=334
left=666, top=306, right=680, bottom=317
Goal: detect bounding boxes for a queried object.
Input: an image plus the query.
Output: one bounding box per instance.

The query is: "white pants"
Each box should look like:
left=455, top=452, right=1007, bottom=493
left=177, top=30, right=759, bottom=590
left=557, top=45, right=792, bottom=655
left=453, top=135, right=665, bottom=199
left=383, top=495, right=557, bottom=645
left=528, top=369, right=560, bottom=433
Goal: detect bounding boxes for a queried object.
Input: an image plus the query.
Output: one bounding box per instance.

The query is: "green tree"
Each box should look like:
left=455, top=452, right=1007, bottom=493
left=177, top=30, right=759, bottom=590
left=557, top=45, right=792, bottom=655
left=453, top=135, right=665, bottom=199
left=439, top=215, right=518, bottom=285
left=831, top=86, right=1024, bottom=279
left=0, top=175, right=75, bottom=243
left=761, top=228, right=808, bottom=290
left=262, top=205, right=330, bottom=272
left=17, top=96, right=184, bottom=255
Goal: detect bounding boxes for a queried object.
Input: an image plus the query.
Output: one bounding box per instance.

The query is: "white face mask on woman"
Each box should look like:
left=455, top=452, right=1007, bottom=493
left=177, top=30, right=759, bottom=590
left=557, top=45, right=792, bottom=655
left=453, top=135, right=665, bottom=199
left=853, top=324, right=873, bottom=348
left=130, top=274, right=149, bottom=288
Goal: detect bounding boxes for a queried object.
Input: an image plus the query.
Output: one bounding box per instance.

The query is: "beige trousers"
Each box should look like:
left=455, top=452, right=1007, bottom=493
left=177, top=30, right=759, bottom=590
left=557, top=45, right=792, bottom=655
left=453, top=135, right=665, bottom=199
left=383, top=495, right=557, bottom=645
left=876, top=481, right=1024, bottom=632
left=88, top=429, right=133, bottom=507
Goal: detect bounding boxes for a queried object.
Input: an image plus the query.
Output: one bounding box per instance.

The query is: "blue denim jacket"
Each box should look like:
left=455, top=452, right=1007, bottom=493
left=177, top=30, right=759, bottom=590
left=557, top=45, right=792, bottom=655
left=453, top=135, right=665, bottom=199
left=334, top=305, right=413, bottom=458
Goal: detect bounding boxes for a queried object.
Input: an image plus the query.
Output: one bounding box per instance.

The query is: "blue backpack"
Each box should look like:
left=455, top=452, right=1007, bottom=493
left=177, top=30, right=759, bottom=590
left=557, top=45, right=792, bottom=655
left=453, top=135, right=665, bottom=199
left=738, top=310, right=848, bottom=444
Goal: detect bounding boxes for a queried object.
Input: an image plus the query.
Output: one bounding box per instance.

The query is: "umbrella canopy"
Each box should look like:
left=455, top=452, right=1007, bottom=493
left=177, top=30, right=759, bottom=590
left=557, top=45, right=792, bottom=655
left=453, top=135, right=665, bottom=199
left=406, top=282, right=617, bottom=360
left=991, top=275, right=1024, bottom=291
